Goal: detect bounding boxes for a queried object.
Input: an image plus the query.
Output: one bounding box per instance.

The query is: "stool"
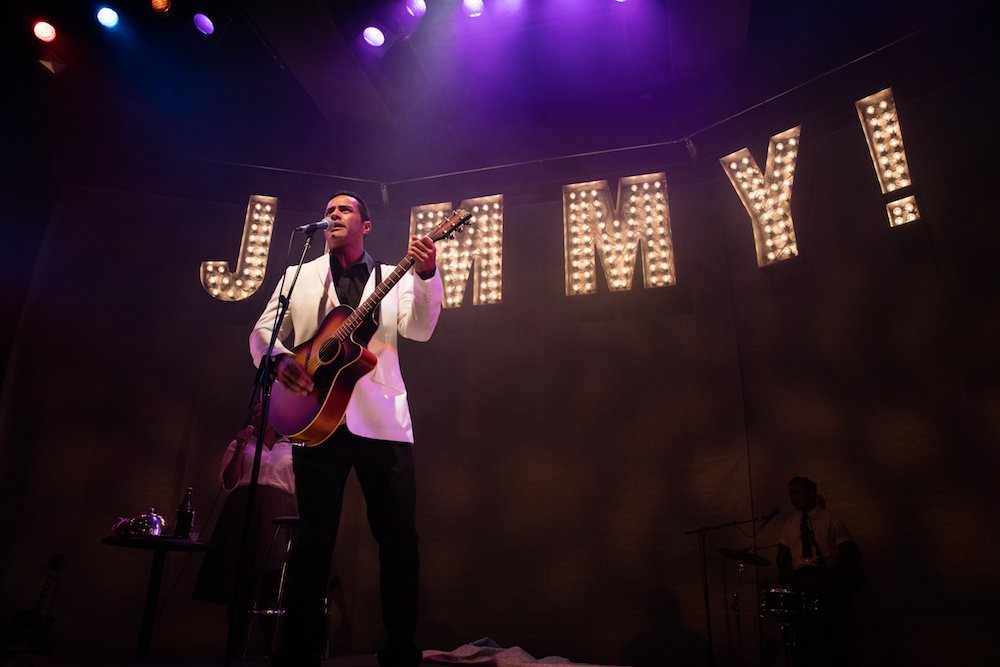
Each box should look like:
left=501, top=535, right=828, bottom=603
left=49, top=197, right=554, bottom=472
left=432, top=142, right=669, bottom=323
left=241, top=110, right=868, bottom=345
left=243, top=515, right=301, bottom=659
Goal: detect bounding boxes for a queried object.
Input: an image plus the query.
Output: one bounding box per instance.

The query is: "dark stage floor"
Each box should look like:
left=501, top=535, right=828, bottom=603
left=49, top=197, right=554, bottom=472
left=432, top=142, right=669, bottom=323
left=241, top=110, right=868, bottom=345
left=0, top=656, right=396, bottom=666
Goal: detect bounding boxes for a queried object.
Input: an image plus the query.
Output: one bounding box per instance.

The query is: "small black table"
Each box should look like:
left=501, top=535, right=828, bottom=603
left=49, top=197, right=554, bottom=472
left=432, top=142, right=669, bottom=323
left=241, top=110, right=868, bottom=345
left=101, top=535, right=210, bottom=660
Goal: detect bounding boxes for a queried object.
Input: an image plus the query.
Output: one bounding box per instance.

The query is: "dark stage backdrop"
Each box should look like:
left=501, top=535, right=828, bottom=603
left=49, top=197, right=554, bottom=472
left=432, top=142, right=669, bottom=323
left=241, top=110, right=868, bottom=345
left=2, top=60, right=999, bottom=667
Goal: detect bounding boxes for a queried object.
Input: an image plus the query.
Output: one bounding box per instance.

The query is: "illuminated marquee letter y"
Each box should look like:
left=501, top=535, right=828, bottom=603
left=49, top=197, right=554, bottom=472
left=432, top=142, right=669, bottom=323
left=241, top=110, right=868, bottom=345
left=720, top=127, right=801, bottom=267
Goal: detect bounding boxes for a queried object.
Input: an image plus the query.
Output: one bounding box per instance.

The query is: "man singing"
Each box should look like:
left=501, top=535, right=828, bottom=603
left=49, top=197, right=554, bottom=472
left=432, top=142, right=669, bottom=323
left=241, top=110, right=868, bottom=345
left=250, top=192, right=441, bottom=667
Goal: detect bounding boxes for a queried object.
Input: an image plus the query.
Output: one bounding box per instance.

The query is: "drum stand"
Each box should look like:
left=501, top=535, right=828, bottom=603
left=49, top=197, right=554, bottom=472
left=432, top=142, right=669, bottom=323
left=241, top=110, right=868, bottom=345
left=776, top=618, right=801, bottom=667
left=759, top=597, right=807, bottom=667
left=729, top=562, right=746, bottom=667
left=718, top=546, right=772, bottom=667
left=686, top=513, right=776, bottom=667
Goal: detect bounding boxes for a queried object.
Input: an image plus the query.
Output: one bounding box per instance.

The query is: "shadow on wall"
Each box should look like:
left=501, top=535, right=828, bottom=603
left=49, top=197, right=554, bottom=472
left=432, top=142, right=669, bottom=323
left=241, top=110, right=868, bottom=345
left=622, top=587, right=710, bottom=667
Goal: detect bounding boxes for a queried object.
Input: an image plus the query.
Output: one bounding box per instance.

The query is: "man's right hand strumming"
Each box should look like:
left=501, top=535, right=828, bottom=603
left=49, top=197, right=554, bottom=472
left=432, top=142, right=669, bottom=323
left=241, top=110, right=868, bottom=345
left=275, top=355, right=314, bottom=395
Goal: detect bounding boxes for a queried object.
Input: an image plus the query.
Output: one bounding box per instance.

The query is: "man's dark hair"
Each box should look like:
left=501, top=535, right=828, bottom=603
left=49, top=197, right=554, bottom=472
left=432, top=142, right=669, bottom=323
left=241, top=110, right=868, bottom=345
left=330, top=191, right=371, bottom=222
left=788, top=476, right=818, bottom=493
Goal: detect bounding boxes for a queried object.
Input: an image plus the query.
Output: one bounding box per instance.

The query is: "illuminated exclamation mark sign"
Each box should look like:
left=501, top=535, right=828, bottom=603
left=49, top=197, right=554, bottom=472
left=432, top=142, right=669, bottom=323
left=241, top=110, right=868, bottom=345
left=856, top=88, right=920, bottom=227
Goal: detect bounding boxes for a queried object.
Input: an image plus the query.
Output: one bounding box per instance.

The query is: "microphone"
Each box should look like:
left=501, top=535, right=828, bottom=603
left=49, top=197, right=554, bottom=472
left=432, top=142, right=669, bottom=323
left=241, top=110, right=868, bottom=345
left=759, top=508, right=780, bottom=528
left=295, top=218, right=333, bottom=233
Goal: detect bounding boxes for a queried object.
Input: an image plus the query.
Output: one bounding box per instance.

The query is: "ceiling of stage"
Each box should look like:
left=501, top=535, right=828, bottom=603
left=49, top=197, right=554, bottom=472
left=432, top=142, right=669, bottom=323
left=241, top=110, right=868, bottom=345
left=14, top=0, right=975, bottom=185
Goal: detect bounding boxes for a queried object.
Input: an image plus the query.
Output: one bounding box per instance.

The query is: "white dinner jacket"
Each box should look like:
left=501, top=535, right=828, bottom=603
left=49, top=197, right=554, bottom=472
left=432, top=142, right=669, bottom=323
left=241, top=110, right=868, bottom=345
left=250, top=252, right=443, bottom=444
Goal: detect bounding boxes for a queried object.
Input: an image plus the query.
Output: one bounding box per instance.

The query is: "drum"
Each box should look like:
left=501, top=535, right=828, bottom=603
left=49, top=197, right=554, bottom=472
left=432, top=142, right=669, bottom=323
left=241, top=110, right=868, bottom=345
left=759, top=587, right=819, bottom=619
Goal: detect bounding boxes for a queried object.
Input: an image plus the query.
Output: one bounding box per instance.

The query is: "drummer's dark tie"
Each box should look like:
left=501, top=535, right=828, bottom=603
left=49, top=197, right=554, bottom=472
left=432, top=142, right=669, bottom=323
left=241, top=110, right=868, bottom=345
left=800, top=512, right=813, bottom=558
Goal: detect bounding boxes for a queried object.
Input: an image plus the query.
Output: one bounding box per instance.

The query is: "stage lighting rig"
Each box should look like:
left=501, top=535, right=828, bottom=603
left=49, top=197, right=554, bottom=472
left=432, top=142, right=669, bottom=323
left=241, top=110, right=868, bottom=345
left=97, top=7, right=120, bottom=29
left=33, top=21, right=56, bottom=43
left=193, top=13, right=215, bottom=35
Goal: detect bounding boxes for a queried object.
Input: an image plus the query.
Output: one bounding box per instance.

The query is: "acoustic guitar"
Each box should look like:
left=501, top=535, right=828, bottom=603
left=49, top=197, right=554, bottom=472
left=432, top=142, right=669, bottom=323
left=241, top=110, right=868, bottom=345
left=3, top=554, right=63, bottom=656
left=269, top=209, right=472, bottom=446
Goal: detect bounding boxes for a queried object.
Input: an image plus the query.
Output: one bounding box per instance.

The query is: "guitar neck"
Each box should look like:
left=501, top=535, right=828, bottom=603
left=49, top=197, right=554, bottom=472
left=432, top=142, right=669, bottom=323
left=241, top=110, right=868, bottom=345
left=33, top=556, right=63, bottom=614
left=336, top=255, right=416, bottom=339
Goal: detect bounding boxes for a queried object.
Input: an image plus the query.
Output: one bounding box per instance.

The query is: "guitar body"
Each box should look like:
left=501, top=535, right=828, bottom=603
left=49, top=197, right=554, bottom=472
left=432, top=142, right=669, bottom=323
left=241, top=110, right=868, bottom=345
left=266, top=208, right=473, bottom=446
left=269, top=305, right=377, bottom=446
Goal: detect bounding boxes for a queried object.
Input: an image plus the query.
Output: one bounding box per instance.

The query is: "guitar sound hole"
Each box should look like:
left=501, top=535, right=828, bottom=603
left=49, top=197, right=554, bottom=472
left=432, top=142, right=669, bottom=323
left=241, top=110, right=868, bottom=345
left=317, top=339, right=342, bottom=363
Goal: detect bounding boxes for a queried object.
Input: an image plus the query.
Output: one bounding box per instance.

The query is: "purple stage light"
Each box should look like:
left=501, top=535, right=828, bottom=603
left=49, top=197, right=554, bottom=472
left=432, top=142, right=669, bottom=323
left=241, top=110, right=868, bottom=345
left=405, top=0, right=427, bottom=18
left=363, top=26, right=386, bottom=47
left=193, top=13, right=214, bottom=35
left=463, top=0, right=484, bottom=18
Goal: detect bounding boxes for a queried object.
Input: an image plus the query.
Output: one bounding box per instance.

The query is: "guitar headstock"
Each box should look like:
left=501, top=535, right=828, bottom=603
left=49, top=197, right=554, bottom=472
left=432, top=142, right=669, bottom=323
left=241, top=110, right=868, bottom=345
left=427, top=209, right=474, bottom=242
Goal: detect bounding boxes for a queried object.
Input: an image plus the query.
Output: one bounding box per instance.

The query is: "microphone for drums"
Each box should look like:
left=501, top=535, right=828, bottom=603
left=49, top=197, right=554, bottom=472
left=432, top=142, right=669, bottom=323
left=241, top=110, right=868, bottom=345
left=759, top=507, right=780, bottom=528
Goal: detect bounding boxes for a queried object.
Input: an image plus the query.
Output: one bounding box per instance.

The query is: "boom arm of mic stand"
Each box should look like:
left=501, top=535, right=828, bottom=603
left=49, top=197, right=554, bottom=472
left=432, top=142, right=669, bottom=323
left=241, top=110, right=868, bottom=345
left=683, top=514, right=770, bottom=667
left=225, top=231, right=317, bottom=667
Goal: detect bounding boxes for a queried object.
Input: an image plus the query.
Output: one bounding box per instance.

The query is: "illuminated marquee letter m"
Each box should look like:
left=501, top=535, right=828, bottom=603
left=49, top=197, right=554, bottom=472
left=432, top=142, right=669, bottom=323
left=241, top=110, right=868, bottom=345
left=563, top=172, right=676, bottom=296
left=409, top=195, right=504, bottom=308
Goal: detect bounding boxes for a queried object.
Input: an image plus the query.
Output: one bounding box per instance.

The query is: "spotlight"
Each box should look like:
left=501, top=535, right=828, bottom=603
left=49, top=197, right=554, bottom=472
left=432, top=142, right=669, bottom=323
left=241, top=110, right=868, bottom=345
left=33, top=21, right=56, bottom=42
left=151, top=0, right=171, bottom=13
left=405, top=0, right=427, bottom=17
left=363, top=26, right=386, bottom=47
left=193, top=13, right=215, bottom=35
left=96, top=7, right=119, bottom=28
left=463, top=0, right=484, bottom=17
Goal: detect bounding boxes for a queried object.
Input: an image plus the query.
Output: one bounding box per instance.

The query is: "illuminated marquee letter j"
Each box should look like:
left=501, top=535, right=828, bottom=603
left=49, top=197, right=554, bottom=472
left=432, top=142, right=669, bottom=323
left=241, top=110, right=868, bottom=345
left=200, top=195, right=277, bottom=302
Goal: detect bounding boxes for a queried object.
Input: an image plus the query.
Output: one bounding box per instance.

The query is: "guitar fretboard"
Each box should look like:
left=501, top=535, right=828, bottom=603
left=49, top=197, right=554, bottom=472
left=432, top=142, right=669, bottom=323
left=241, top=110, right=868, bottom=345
left=312, top=209, right=470, bottom=360
left=315, top=255, right=416, bottom=360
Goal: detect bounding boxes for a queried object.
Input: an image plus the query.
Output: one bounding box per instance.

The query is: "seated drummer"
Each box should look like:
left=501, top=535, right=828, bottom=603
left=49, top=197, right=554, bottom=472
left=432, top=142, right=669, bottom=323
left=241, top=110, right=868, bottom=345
left=776, top=475, right=862, bottom=666
left=776, top=476, right=861, bottom=591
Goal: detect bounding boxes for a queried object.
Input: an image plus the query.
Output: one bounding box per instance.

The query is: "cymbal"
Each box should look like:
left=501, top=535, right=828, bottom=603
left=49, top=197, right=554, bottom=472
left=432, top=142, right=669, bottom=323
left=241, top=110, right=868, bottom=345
left=718, top=547, right=772, bottom=567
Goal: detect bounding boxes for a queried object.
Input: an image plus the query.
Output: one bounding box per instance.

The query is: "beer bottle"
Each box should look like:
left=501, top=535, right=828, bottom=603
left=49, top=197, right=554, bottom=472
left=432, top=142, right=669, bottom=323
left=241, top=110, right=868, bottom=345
left=173, top=487, right=195, bottom=539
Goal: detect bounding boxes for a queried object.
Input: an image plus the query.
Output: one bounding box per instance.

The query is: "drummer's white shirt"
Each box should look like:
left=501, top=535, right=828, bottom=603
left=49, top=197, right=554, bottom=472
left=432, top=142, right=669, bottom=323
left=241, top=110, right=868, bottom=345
left=780, top=507, right=854, bottom=570
left=219, top=438, right=296, bottom=496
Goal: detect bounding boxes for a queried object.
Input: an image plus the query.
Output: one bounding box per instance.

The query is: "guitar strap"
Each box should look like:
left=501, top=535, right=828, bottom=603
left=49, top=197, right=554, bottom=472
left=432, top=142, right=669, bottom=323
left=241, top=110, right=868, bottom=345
left=373, top=263, right=382, bottom=328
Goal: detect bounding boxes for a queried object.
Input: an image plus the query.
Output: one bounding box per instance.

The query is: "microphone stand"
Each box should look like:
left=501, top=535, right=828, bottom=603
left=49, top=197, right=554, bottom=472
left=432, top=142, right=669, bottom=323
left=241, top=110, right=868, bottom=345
left=684, top=513, right=771, bottom=667
left=224, top=231, right=317, bottom=667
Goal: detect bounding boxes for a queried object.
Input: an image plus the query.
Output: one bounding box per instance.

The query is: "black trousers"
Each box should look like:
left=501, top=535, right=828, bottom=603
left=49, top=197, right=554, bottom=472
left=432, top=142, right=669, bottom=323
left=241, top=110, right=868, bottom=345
left=280, top=426, right=419, bottom=662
